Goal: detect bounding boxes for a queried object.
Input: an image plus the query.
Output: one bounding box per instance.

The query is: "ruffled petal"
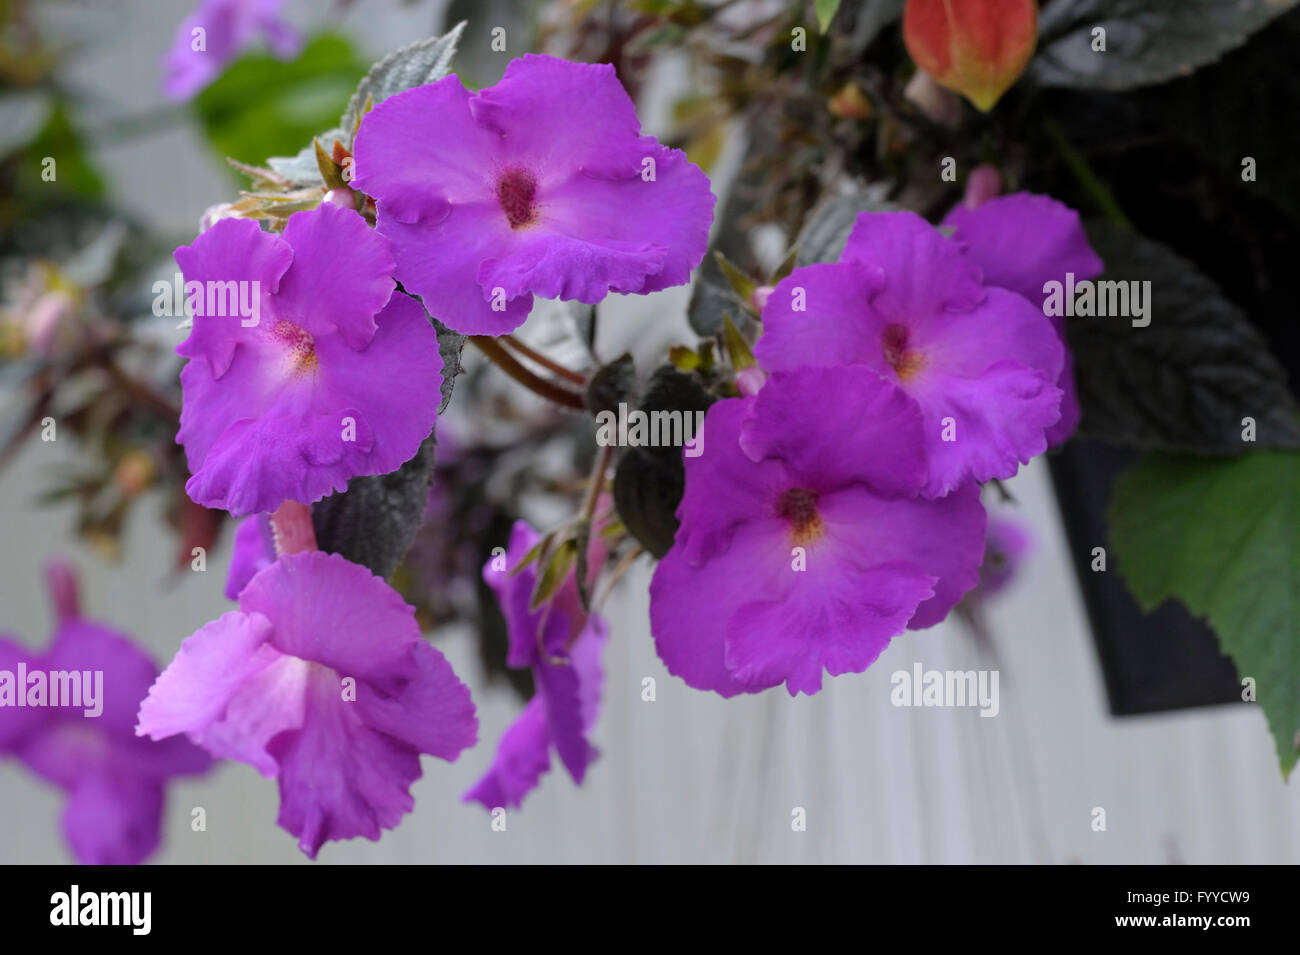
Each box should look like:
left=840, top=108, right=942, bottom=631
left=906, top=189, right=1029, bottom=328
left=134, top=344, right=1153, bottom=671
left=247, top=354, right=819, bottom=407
left=942, top=192, right=1104, bottom=307
left=650, top=520, right=790, bottom=697
left=174, top=217, right=293, bottom=378
left=462, top=698, right=551, bottom=811
left=672, top=399, right=790, bottom=566
left=841, top=210, right=985, bottom=315
left=135, top=610, right=281, bottom=753
left=274, top=202, right=395, bottom=349
left=268, top=666, right=422, bottom=859
left=181, top=292, right=440, bottom=516
left=739, top=366, right=927, bottom=498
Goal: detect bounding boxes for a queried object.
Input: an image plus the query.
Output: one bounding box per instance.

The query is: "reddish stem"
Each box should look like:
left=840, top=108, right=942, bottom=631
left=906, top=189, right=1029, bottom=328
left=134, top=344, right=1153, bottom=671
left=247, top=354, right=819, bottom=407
left=270, top=501, right=317, bottom=556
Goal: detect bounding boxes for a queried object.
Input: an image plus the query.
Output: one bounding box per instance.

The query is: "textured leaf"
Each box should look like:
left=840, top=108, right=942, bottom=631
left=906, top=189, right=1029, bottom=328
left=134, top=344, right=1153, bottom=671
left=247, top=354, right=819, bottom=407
left=1111, top=451, right=1300, bottom=775
left=433, top=316, right=465, bottom=414
left=794, top=190, right=893, bottom=265
left=1033, top=0, right=1297, bottom=91
left=342, top=21, right=466, bottom=134
left=266, top=127, right=346, bottom=186
left=312, top=432, right=436, bottom=580
left=263, top=24, right=465, bottom=188
left=1069, top=223, right=1300, bottom=453
left=612, top=367, right=715, bottom=559
left=687, top=252, right=751, bottom=337
left=587, top=353, right=637, bottom=418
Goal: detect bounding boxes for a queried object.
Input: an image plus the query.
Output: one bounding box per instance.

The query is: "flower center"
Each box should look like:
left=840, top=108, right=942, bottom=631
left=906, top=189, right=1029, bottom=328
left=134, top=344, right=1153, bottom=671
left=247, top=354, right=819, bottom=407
left=776, top=487, right=823, bottom=546
left=497, top=168, right=539, bottom=229
left=272, top=320, right=318, bottom=374
left=881, top=323, right=924, bottom=381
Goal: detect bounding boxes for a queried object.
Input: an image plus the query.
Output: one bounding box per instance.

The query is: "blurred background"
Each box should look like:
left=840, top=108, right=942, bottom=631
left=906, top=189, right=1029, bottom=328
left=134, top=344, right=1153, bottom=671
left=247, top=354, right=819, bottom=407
left=2, top=0, right=1298, bottom=864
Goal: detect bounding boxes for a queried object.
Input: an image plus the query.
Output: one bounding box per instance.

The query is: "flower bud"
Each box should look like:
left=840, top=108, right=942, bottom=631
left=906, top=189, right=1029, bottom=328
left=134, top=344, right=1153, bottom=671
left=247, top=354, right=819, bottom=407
left=903, top=0, right=1037, bottom=112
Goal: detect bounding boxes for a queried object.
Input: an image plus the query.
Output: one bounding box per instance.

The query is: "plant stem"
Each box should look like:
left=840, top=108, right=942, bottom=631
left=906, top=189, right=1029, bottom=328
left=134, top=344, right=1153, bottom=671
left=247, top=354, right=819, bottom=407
left=468, top=335, right=586, bottom=410
left=581, top=443, right=615, bottom=523
left=1043, top=118, right=1132, bottom=228
left=500, top=334, right=587, bottom=385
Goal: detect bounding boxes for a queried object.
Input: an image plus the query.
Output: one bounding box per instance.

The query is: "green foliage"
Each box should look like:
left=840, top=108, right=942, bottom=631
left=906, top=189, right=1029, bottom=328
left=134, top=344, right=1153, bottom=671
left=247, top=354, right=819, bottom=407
left=1111, top=450, right=1300, bottom=775
left=1070, top=223, right=1300, bottom=453
left=194, top=33, right=367, bottom=172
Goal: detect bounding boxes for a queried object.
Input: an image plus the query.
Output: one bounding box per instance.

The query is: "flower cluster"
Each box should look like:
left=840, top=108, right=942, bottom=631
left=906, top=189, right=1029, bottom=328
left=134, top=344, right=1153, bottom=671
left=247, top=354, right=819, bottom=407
left=140, top=52, right=714, bottom=856
left=650, top=192, right=1099, bottom=696
left=464, top=521, right=608, bottom=811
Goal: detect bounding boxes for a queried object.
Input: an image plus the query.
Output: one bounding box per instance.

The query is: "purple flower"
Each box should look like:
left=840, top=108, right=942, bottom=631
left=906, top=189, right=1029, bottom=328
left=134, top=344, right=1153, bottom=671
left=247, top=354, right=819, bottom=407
left=224, top=515, right=273, bottom=600
left=756, top=211, right=1065, bottom=498
left=163, top=0, right=301, bottom=101
left=464, top=521, right=608, bottom=810
left=942, top=192, right=1103, bottom=446
left=650, top=367, right=986, bottom=697
left=0, top=564, right=211, bottom=865
left=137, top=550, right=478, bottom=858
left=175, top=202, right=442, bottom=517
left=974, top=514, right=1033, bottom=598
left=351, top=54, right=716, bottom=336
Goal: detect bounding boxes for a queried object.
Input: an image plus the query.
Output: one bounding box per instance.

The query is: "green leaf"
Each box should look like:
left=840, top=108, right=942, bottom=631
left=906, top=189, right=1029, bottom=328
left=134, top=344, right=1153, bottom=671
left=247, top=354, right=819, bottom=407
left=814, top=0, right=842, bottom=33
left=342, top=22, right=466, bottom=137
left=1069, top=223, right=1300, bottom=453
left=195, top=33, right=367, bottom=173
left=1033, top=0, right=1297, bottom=91
left=612, top=366, right=716, bottom=558
left=721, top=314, right=756, bottom=371
left=714, top=251, right=757, bottom=304
left=313, top=138, right=347, bottom=190
left=20, top=103, right=105, bottom=200
left=794, top=190, right=893, bottom=266
left=1111, top=450, right=1300, bottom=775
left=531, top=537, right=578, bottom=610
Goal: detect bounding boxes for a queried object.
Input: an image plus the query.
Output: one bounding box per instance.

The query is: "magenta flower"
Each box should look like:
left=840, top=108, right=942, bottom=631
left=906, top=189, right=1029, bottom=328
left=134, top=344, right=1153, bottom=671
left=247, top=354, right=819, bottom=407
left=137, top=550, right=477, bottom=858
left=351, top=54, right=716, bottom=336
left=974, top=514, right=1033, bottom=599
left=756, top=211, right=1065, bottom=498
left=175, top=202, right=442, bottom=517
left=0, top=564, right=212, bottom=865
left=942, top=192, right=1104, bottom=446
left=163, top=0, right=301, bottom=101
left=224, top=516, right=273, bottom=599
left=465, top=521, right=608, bottom=810
left=650, top=367, right=986, bottom=697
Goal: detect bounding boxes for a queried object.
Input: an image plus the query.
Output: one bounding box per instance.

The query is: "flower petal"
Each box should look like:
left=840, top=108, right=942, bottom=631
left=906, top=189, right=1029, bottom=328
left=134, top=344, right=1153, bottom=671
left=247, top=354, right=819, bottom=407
left=275, top=202, right=395, bottom=349
left=462, top=698, right=552, bottom=811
